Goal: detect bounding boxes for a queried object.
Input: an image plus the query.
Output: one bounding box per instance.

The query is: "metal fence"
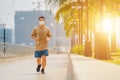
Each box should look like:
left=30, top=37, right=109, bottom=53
left=0, top=42, right=34, bottom=57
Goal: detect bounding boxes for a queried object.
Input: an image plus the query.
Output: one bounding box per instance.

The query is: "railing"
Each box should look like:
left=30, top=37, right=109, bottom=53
left=0, top=42, right=70, bottom=58
left=0, top=42, right=34, bottom=57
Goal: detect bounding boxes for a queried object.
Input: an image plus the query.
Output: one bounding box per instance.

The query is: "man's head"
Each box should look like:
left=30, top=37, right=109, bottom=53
left=38, top=16, right=45, bottom=25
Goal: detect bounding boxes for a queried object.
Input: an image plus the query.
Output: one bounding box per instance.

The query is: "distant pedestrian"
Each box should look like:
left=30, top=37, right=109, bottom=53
left=31, top=16, right=52, bottom=74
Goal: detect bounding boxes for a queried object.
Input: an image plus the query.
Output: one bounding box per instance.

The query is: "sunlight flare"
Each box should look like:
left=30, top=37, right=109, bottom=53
left=102, top=18, right=112, bottom=33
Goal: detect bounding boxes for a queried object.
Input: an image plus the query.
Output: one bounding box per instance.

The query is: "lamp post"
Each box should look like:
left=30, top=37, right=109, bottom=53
left=0, top=23, right=6, bottom=55
left=3, top=24, right=6, bottom=54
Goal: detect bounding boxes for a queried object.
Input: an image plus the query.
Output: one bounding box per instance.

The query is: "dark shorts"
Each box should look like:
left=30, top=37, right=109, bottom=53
left=34, top=49, right=48, bottom=58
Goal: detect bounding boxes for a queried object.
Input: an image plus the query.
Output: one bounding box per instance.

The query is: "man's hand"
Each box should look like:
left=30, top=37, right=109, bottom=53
left=31, top=36, right=37, bottom=40
left=32, top=36, right=39, bottom=43
left=46, top=37, right=50, bottom=42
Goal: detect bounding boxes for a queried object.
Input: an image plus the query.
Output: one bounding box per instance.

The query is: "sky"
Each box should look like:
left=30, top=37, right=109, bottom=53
left=0, top=0, right=50, bottom=29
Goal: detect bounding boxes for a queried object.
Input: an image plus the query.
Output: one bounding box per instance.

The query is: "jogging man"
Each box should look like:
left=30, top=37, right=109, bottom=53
left=31, top=16, right=52, bottom=74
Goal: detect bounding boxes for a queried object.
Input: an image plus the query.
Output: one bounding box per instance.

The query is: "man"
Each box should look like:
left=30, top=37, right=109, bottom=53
left=31, top=16, right=52, bottom=74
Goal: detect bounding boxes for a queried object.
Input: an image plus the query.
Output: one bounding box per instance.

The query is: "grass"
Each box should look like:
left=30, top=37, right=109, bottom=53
left=105, top=52, right=120, bottom=65
left=71, top=47, right=120, bottom=65
left=92, top=48, right=120, bottom=65
left=86, top=48, right=120, bottom=65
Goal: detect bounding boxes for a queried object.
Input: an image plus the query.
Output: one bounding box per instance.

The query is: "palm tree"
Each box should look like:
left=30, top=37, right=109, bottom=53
left=45, top=0, right=69, bottom=11
left=46, top=0, right=120, bottom=54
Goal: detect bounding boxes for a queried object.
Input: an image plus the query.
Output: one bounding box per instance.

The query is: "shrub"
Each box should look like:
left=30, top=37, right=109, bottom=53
left=70, top=44, right=85, bottom=55
left=116, top=48, right=120, bottom=52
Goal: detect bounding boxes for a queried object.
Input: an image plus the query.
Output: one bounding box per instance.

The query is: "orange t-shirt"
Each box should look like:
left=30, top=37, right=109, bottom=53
left=31, top=26, right=52, bottom=51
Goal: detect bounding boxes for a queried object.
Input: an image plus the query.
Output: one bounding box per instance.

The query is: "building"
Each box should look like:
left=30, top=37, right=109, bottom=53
left=14, top=10, right=70, bottom=47
left=0, top=24, right=4, bottom=42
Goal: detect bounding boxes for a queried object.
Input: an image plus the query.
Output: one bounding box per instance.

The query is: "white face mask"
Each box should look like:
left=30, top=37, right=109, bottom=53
left=39, top=21, right=45, bottom=25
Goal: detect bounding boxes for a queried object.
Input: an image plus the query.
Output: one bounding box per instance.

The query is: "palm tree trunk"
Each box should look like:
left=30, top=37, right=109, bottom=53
left=111, top=18, right=116, bottom=52
left=94, top=0, right=111, bottom=60
left=71, top=26, right=76, bottom=48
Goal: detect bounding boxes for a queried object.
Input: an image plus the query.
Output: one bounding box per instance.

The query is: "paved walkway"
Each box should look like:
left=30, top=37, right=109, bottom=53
left=1, top=53, right=120, bottom=80
left=0, top=54, right=68, bottom=80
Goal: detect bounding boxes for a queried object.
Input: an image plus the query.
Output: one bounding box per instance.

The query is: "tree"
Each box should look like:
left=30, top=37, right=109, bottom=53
left=46, top=0, right=120, bottom=55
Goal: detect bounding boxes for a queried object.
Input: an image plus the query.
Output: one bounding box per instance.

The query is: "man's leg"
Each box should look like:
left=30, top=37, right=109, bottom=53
left=37, top=58, right=41, bottom=65
left=36, top=58, right=41, bottom=72
left=41, top=55, right=46, bottom=74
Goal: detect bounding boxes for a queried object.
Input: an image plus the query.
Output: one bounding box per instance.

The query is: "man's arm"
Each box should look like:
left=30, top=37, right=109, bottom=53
left=46, top=28, right=52, bottom=41
left=31, top=28, right=36, bottom=40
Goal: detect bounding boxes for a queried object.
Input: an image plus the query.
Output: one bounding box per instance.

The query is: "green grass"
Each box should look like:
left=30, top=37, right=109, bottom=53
left=71, top=47, right=120, bottom=65
left=104, top=48, right=120, bottom=65
left=105, top=52, right=120, bottom=65
left=92, top=48, right=120, bottom=65
left=89, top=48, right=120, bottom=65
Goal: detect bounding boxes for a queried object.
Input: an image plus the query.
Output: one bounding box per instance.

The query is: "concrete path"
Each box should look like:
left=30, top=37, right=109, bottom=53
left=1, top=53, right=120, bottom=80
left=0, top=54, right=68, bottom=80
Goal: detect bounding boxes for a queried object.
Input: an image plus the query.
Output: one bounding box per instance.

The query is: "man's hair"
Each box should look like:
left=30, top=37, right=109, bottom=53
left=38, top=16, right=45, bottom=20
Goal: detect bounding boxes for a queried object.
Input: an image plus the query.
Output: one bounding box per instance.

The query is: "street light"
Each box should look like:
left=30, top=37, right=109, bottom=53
left=0, top=23, right=6, bottom=56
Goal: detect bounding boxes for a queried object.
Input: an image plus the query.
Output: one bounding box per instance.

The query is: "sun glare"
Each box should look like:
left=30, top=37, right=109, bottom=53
left=102, top=18, right=112, bottom=33
left=115, top=17, right=120, bottom=33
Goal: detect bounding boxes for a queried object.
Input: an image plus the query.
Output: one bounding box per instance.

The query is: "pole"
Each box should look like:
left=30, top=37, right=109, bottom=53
left=0, top=24, right=6, bottom=55
left=3, top=24, right=6, bottom=54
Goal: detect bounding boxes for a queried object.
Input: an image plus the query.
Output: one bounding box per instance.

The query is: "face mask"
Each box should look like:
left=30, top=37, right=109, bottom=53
left=39, top=21, right=45, bottom=25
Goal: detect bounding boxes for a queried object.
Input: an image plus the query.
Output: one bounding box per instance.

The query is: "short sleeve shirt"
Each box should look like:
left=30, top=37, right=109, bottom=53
left=31, top=26, right=52, bottom=51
